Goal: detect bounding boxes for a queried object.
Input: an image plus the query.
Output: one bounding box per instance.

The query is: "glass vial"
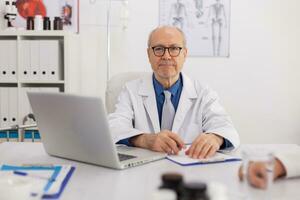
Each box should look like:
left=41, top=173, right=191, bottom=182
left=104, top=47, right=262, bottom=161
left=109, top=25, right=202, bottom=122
left=34, top=15, right=43, bottom=30
left=43, top=16, right=51, bottom=30
left=26, top=16, right=34, bottom=30
left=53, top=17, right=63, bottom=30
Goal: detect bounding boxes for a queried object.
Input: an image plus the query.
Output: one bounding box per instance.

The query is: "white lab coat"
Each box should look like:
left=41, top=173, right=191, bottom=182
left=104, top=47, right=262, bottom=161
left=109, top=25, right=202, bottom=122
left=275, top=146, right=300, bottom=178
left=108, top=73, right=240, bottom=149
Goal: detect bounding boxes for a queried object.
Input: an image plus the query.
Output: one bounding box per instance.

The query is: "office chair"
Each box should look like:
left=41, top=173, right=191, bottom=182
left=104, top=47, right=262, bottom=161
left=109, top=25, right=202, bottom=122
left=105, top=72, right=150, bottom=114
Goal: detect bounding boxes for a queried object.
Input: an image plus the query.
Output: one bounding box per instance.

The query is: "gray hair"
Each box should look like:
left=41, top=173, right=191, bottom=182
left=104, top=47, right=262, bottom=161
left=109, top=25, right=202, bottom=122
left=147, top=26, right=187, bottom=48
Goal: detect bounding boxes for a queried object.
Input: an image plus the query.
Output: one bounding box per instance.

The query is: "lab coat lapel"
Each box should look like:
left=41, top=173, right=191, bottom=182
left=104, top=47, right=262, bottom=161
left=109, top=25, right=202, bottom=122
left=139, top=75, right=161, bottom=133
left=172, top=73, right=197, bottom=133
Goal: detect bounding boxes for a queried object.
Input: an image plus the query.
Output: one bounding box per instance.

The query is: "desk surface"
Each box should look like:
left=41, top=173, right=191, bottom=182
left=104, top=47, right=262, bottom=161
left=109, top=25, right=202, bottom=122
left=0, top=142, right=299, bottom=200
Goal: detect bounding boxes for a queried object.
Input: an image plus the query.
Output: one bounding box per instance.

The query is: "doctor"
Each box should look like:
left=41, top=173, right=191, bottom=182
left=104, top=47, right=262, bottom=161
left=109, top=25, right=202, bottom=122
left=108, top=26, right=240, bottom=159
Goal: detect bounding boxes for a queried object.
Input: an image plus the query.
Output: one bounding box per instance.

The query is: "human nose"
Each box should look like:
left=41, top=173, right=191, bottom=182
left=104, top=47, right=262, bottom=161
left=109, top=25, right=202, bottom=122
left=162, top=48, right=172, bottom=59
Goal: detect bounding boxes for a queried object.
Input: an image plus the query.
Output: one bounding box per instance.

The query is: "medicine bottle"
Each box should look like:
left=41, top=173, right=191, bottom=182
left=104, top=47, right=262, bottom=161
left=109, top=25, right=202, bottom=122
left=159, top=173, right=184, bottom=200
left=26, top=16, right=34, bottom=30
left=181, top=182, right=209, bottom=200
left=43, top=16, right=51, bottom=30
left=54, top=17, right=63, bottom=30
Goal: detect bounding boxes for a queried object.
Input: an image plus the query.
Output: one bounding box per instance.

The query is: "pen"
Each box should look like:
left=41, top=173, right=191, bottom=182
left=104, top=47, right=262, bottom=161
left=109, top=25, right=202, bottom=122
left=13, top=171, right=56, bottom=182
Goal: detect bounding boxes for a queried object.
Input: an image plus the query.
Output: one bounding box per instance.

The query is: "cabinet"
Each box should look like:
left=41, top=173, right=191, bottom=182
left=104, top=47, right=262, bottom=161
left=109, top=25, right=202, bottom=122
left=0, top=31, right=71, bottom=142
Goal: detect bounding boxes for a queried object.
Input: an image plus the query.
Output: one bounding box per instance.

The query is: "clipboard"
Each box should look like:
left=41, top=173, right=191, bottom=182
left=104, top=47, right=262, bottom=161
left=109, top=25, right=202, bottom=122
left=0, top=164, right=75, bottom=199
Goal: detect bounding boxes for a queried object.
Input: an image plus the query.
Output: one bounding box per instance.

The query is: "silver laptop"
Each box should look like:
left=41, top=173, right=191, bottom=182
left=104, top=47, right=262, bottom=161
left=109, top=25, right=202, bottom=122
left=27, top=92, right=166, bottom=169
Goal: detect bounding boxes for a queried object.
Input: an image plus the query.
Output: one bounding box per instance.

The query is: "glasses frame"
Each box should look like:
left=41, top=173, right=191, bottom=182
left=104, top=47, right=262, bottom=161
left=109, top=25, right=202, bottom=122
left=151, top=46, right=183, bottom=57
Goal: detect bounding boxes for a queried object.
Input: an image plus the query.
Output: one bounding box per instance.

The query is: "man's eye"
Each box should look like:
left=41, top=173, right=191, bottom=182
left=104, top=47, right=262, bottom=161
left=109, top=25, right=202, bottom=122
left=155, top=47, right=164, bottom=51
left=170, top=47, right=179, bottom=51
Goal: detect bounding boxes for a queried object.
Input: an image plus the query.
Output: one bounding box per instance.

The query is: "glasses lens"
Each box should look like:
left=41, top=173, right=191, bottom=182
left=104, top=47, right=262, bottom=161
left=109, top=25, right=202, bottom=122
left=169, top=47, right=181, bottom=56
left=153, top=47, right=165, bottom=56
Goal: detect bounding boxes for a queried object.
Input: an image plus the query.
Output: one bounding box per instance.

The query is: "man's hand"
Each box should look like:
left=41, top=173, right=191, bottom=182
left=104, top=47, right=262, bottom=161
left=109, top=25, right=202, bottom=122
left=241, top=162, right=269, bottom=189
left=185, top=133, right=224, bottom=159
left=130, top=130, right=185, bottom=155
left=238, top=159, right=287, bottom=189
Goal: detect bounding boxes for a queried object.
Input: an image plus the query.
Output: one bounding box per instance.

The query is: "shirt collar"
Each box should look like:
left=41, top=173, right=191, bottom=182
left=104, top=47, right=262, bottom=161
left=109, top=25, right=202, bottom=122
left=153, top=73, right=182, bottom=97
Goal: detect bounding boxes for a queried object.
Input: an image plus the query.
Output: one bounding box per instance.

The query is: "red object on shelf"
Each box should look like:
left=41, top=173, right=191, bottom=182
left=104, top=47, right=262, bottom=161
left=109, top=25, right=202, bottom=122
left=16, top=0, right=47, bottom=19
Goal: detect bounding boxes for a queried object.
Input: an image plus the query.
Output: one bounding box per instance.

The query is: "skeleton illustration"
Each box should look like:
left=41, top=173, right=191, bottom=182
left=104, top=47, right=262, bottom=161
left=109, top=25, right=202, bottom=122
left=194, top=0, right=203, bottom=19
left=168, top=0, right=188, bottom=30
left=207, top=0, right=227, bottom=56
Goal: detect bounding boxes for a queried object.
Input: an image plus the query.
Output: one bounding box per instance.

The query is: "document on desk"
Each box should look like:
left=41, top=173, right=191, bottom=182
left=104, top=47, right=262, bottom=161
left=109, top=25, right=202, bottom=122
left=167, top=148, right=241, bottom=166
left=0, top=164, right=75, bottom=199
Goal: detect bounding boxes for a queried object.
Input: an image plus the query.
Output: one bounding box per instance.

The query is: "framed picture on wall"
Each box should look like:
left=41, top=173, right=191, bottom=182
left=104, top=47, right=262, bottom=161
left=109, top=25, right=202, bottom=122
left=14, top=0, right=79, bottom=32
left=159, top=0, right=230, bottom=57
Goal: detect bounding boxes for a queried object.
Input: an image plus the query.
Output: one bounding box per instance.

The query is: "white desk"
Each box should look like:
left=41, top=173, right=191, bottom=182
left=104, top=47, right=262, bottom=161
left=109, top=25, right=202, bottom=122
left=0, top=142, right=299, bottom=200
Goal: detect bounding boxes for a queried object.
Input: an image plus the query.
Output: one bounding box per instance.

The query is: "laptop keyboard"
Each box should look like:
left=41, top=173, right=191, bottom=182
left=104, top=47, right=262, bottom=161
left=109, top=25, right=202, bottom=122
left=118, top=153, right=137, bottom=161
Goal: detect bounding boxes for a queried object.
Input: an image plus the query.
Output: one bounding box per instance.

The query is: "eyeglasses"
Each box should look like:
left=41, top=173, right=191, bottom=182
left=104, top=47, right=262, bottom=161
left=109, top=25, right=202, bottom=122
left=151, top=46, right=183, bottom=57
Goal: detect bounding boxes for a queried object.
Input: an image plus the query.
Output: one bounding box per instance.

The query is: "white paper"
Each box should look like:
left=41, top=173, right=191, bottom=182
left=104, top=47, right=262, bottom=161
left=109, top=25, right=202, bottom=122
left=167, top=146, right=239, bottom=165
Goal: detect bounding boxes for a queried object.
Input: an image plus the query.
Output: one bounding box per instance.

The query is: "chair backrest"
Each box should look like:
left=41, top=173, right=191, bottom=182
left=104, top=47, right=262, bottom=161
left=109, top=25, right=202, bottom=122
left=105, top=72, right=150, bottom=114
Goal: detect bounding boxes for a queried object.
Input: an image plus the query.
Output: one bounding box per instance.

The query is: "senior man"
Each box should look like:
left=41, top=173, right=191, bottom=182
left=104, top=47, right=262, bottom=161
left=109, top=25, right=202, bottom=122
left=108, top=26, right=239, bottom=159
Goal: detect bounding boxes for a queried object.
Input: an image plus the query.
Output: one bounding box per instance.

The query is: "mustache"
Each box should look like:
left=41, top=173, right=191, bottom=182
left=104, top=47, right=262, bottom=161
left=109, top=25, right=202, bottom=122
left=158, top=60, right=176, bottom=66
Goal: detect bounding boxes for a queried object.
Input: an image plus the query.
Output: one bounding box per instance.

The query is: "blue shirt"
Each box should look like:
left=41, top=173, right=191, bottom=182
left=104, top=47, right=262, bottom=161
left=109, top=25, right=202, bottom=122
left=117, top=73, right=232, bottom=149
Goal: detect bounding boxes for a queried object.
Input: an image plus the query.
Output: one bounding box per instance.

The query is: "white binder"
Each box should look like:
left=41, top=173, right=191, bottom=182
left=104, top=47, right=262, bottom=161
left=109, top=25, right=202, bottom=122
left=0, top=41, right=9, bottom=82
left=20, top=40, right=31, bottom=81
left=8, top=87, right=18, bottom=126
left=0, top=41, right=6, bottom=81
left=7, top=40, right=17, bottom=82
left=39, top=40, right=49, bottom=81
left=0, top=88, right=6, bottom=142
left=0, top=88, right=2, bottom=129
left=0, top=40, right=17, bottom=82
left=30, top=40, right=40, bottom=81
left=50, top=40, right=61, bottom=81
left=0, top=88, right=9, bottom=128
